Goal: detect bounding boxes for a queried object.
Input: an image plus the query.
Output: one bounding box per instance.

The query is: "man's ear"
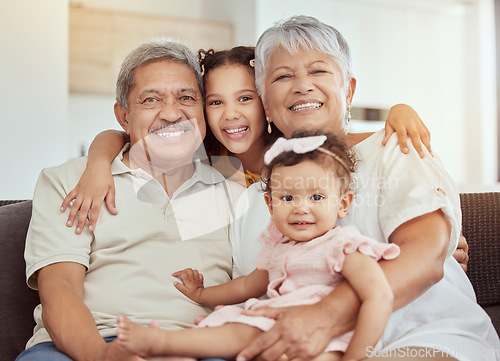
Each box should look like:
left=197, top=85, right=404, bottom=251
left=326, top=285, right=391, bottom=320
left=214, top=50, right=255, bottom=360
left=114, top=102, right=129, bottom=134
left=264, top=193, right=273, bottom=215
left=337, top=191, right=354, bottom=219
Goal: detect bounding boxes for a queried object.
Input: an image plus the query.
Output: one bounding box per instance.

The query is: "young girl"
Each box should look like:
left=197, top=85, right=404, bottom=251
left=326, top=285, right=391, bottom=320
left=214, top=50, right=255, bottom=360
left=60, top=45, right=432, bottom=234
left=115, top=131, right=400, bottom=361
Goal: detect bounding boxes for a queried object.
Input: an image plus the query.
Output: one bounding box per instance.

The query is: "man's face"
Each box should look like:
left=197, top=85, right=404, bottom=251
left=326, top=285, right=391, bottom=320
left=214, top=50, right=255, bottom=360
left=116, top=60, right=205, bottom=169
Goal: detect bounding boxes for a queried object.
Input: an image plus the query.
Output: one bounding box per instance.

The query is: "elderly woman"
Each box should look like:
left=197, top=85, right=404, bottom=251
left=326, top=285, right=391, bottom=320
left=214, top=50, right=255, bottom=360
left=230, top=16, right=499, bottom=361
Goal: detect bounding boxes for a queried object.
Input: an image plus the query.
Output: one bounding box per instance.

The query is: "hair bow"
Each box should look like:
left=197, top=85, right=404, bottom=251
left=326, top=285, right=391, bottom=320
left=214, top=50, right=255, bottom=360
left=264, top=135, right=327, bottom=164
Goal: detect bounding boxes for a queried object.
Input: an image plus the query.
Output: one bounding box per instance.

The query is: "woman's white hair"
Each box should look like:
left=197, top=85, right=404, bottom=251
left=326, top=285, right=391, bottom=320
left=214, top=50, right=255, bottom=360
left=254, top=15, right=353, bottom=100
left=116, top=38, right=203, bottom=111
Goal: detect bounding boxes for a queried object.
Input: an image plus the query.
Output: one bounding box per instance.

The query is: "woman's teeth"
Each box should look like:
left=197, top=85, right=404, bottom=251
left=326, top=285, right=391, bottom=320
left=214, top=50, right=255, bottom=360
left=290, top=102, right=323, bottom=111
left=225, top=127, right=248, bottom=134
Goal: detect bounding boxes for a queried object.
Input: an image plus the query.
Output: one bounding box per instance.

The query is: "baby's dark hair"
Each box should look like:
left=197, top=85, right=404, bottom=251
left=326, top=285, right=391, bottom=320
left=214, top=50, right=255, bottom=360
left=262, top=130, right=358, bottom=195
left=198, top=46, right=280, bottom=156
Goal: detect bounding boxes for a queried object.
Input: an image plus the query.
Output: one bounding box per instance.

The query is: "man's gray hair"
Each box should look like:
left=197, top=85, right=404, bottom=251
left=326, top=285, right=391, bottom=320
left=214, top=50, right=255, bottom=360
left=254, top=15, right=353, bottom=100
left=116, top=38, right=203, bottom=111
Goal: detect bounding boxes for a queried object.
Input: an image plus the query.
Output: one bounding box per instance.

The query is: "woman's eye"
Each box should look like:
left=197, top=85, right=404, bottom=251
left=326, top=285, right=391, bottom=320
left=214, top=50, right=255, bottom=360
left=311, top=194, right=324, bottom=201
left=181, top=96, right=195, bottom=102
left=274, top=74, right=291, bottom=82
left=281, top=195, right=294, bottom=202
left=143, top=97, right=159, bottom=103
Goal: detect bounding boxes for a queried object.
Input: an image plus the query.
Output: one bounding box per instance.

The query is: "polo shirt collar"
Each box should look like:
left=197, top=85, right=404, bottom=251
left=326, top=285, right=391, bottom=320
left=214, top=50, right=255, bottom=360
left=110, top=143, right=226, bottom=186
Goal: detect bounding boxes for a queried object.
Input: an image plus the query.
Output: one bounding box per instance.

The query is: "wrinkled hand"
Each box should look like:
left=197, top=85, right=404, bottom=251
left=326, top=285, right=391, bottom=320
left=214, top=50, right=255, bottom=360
left=172, top=268, right=205, bottom=303
left=382, top=104, right=432, bottom=158
left=60, top=163, right=117, bottom=234
left=453, top=228, right=469, bottom=272
left=237, top=304, right=341, bottom=361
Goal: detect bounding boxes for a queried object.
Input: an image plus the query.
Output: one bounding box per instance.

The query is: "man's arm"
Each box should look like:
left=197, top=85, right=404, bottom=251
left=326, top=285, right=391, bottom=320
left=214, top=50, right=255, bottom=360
left=38, top=262, right=142, bottom=361
left=236, top=210, right=451, bottom=361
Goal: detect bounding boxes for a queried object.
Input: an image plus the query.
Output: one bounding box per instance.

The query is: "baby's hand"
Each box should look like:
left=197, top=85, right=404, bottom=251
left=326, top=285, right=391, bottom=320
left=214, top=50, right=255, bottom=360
left=172, top=268, right=205, bottom=303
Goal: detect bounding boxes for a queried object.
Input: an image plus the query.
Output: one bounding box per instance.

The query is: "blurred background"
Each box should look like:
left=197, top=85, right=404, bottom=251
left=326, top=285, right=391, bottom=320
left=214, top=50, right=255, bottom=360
left=0, top=0, right=498, bottom=199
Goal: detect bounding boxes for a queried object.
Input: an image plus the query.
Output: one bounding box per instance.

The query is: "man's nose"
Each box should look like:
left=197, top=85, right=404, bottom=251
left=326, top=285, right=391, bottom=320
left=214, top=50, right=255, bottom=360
left=159, top=100, right=183, bottom=122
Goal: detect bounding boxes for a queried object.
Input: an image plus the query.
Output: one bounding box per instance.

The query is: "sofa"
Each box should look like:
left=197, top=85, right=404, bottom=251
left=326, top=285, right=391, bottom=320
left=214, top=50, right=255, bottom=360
left=1, top=193, right=499, bottom=360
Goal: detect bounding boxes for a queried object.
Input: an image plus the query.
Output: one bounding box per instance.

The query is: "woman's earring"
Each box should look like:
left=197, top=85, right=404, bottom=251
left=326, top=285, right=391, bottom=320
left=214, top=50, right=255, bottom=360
left=346, top=105, right=352, bottom=123
left=266, top=116, right=272, bottom=134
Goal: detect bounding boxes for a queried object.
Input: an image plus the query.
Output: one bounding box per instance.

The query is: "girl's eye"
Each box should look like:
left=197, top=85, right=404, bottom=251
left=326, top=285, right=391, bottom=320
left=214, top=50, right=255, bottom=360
left=208, top=100, right=222, bottom=106
left=281, top=195, right=294, bottom=202
left=311, top=194, right=324, bottom=201
left=239, top=96, right=252, bottom=102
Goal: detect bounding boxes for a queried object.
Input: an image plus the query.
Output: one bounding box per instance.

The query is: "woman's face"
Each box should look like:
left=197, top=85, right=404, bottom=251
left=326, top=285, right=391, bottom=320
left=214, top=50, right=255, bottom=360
left=205, top=64, right=266, bottom=154
left=262, top=47, right=355, bottom=138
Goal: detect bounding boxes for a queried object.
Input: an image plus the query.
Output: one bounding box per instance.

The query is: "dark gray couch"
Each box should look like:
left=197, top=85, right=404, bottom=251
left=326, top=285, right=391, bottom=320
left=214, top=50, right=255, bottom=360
left=1, top=194, right=499, bottom=360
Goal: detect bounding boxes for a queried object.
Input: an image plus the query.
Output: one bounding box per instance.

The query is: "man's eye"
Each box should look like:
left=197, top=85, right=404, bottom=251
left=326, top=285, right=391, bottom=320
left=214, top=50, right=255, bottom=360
left=280, top=195, right=294, bottom=202
left=143, top=97, right=159, bottom=103
left=311, top=194, right=324, bottom=201
left=181, top=96, right=195, bottom=101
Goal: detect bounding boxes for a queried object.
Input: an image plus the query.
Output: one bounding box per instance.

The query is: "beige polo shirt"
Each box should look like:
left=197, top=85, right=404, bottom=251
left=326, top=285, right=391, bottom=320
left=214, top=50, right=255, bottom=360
left=24, top=146, right=244, bottom=348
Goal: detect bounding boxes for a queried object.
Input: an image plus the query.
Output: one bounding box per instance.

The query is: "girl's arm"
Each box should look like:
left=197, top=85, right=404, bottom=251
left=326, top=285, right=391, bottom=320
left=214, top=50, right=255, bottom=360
left=339, top=252, right=393, bottom=361
left=60, top=130, right=128, bottom=234
left=383, top=104, right=431, bottom=158
left=172, top=268, right=269, bottom=307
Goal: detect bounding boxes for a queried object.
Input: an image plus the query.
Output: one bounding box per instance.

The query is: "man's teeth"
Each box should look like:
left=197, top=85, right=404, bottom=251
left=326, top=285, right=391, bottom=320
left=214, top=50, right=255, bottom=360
left=225, top=127, right=248, bottom=134
left=156, top=130, right=185, bottom=137
left=290, top=102, right=322, bottom=111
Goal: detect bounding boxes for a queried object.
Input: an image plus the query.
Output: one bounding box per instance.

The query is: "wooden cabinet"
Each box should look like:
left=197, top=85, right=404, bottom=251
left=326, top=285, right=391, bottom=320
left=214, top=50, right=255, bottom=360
left=69, top=6, right=233, bottom=94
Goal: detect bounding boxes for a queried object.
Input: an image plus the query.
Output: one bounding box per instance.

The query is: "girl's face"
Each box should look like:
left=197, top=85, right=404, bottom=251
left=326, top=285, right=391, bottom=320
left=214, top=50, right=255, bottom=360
left=205, top=65, right=266, bottom=154
left=264, top=160, right=353, bottom=242
left=262, top=47, right=356, bottom=138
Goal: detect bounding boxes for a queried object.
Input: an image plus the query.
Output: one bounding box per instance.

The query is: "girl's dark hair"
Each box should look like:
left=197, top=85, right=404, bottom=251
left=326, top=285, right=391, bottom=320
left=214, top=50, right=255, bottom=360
left=262, top=130, right=358, bottom=194
left=198, top=46, right=280, bottom=156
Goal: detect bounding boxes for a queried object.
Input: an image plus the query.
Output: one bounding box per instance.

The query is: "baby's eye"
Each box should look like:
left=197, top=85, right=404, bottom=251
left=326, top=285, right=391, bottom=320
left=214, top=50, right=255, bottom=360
left=280, top=195, right=294, bottom=202
left=311, top=194, right=324, bottom=201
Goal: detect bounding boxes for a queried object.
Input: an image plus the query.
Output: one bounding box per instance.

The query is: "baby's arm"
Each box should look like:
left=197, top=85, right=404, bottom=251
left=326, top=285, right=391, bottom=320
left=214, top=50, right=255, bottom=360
left=172, top=268, right=269, bottom=307
left=61, top=130, right=128, bottom=233
left=383, top=104, right=431, bottom=158
left=340, top=252, right=393, bottom=361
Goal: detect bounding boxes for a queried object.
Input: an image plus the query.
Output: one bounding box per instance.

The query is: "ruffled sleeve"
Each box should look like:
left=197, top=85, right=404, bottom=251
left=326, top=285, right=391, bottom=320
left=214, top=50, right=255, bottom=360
left=326, top=226, right=400, bottom=273
left=255, top=221, right=286, bottom=271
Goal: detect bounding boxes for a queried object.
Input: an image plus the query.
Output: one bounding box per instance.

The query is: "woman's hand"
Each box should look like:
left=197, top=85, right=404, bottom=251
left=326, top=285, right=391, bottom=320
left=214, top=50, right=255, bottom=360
left=172, top=268, right=205, bottom=303
left=60, top=162, right=117, bottom=234
left=453, top=229, right=469, bottom=272
left=382, top=104, right=432, bottom=158
left=237, top=302, right=351, bottom=361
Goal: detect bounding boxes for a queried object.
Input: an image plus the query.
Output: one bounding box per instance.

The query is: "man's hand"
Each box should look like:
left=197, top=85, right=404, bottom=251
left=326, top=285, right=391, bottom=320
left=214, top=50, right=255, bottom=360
left=236, top=303, right=341, bottom=361
left=172, top=268, right=205, bottom=303
left=98, top=339, right=146, bottom=361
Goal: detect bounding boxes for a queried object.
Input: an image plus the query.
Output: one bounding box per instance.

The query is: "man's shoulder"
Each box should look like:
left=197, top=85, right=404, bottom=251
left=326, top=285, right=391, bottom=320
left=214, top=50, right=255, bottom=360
left=39, top=156, right=89, bottom=186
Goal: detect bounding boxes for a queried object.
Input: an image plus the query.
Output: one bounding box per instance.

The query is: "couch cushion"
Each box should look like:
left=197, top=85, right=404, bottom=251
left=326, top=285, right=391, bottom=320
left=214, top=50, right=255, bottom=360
left=0, top=201, right=39, bottom=360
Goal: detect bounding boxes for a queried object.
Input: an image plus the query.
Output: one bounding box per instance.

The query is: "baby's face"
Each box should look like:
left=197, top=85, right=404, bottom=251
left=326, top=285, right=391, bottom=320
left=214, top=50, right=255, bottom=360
left=264, top=160, right=352, bottom=242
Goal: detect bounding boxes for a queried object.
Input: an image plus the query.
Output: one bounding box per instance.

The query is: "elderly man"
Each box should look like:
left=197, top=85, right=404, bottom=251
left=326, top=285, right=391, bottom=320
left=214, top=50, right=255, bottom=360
left=17, top=39, right=243, bottom=360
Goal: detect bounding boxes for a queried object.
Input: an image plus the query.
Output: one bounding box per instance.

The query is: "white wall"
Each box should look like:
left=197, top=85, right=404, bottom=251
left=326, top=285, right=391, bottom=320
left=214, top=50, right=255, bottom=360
left=1, top=0, right=497, bottom=199
left=0, top=0, right=69, bottom=199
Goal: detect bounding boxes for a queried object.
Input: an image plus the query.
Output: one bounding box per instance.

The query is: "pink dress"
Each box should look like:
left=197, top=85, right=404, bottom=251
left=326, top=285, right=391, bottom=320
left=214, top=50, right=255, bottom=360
left=198, top=222, right=400, bottom=352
